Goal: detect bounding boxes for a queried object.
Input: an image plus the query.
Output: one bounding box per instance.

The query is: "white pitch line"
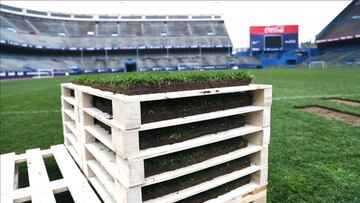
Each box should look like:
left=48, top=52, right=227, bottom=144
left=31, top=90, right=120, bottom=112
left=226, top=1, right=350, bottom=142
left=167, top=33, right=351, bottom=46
left=273, top=93, right=360, bottom=101
left=0, top=110, right=60, bottom=115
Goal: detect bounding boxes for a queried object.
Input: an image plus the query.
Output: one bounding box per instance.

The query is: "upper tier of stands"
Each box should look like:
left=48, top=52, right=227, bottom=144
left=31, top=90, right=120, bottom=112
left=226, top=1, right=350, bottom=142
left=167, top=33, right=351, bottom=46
left=0, top=9, right=231, bottom=49
left=316, top=0, right=360, bottom=43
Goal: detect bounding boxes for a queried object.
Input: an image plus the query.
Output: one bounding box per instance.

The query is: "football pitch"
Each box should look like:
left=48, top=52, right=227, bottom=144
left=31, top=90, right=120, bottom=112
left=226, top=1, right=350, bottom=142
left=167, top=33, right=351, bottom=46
left=1, top=67, right=360, bottom=202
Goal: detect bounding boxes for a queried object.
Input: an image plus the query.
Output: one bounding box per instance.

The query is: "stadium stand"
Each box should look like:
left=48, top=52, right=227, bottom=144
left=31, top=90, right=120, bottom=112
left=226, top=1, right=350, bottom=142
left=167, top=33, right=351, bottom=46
left=0, top=4, right=257, bottom=78
left=310, top=0, right=360, bottom=66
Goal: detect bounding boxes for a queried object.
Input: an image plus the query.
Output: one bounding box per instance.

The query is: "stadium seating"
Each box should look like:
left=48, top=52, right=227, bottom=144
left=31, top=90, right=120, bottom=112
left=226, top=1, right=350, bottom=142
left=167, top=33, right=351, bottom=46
left=317, top=0, right=360, bottom=41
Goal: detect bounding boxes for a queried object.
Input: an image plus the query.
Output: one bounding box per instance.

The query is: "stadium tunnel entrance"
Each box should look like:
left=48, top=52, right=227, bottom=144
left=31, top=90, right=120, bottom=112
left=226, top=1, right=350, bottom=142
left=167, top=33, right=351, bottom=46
left=124, top=59, right=137, bottom=72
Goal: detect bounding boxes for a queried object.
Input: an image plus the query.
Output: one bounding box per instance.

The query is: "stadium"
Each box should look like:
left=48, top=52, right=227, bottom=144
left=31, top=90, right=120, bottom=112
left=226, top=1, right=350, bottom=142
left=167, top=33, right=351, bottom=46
left=0, top=1, right=359, bottom=203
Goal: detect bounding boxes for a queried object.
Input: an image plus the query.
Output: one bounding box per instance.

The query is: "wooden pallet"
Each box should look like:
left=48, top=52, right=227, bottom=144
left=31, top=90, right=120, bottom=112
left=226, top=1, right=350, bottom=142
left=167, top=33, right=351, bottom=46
left=0, top=144, right=101, bottom=203
left=61, top=83, right=272, bottom=203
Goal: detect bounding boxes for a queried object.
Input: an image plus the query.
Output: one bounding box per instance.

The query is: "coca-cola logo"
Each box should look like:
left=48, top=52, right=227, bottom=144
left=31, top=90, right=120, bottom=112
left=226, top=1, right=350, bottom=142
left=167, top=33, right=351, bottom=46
left=264, top=26, right=285, bottom=33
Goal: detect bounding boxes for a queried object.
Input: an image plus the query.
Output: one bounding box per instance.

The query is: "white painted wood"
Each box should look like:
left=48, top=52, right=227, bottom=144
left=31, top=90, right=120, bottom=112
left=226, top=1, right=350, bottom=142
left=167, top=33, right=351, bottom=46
left=51, top=144, right=101, bottom=203
left=82, top=107, right=121, bottom=129
left=65, top=145, right=80, bottom=165
left=140, top=106, right=263, bottom=131
left=15, top=149, right=52, bottom=164
left=63, top=108, right=76, bottom=121
left=65, top=133, right=80, bottom=153
left=87, top=160, right=115, bottom=197
left=227, top=187, right=266, bottom=203
left=135, top=125, right=262, bottom=160
left=62, top=96, right=76, bottom=106
left=85, top=142, right=120, bottom=182
left=64, top=121, right=77, bottom=136
left=113, top=100, right=141, bottom=130
left=145, top=144, right=262, bottom=186
left=26, top=148, right=56, bottom=203
left=0, top=153, right=15, bottom=203
left=112, top=128, right=140, bottom=159
left=88, top=177, right=116, bottom=203
left=205, top=182, right=259, bottom=203
left=13, top=179, right=68, bottom=203
left=85, top=125, right=115, bottom=151
left=144, top=165, right=260, bottom=203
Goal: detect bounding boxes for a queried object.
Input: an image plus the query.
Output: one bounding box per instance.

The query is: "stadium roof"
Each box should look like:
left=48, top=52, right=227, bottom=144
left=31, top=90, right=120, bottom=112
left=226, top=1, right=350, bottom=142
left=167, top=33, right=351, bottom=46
left=316, top=0, right=360, bottom=44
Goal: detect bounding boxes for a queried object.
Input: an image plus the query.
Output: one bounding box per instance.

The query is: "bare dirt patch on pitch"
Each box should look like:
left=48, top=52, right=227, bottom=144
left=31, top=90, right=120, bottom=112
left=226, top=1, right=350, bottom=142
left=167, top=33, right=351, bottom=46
left=326, top=98, right=360, bottom=107
left=298, top=105, right=360, bottom=126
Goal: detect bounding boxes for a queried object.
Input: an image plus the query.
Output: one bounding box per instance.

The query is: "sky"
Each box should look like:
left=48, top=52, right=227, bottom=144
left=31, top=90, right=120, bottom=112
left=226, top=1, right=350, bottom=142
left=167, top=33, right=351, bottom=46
left=1, top=1, right=351, bottom=48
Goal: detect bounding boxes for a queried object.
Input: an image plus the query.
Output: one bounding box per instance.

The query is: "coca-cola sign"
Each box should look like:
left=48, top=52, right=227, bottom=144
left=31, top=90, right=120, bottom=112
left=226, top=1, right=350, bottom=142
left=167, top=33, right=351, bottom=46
left=264, top=26, right=285, bottom=34
left=250, top=25, right=298, bottom=35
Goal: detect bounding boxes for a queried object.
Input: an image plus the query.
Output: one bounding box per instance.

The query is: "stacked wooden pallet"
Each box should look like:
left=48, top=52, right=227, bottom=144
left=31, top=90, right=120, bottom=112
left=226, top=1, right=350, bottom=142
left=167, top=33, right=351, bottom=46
left=0, top=144, right=101, bottom=203
left=61, top=83, right=272, bottom=203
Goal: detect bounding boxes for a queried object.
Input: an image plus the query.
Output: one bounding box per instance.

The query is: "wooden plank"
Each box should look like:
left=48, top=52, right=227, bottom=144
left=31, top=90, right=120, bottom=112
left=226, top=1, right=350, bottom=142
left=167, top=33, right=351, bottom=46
left=144, top=144, right=262, bottom=186
left=113, top=100, right=141, bottom=130
left=0, top=153, right=15, bottom=203
left=65, top=133, right=80, bottom=153
left=87, top=160, right=115, bottom=197
left=65, top=145, right=80, bottom=165
left=15, top=149, right=52, bottom=164
left=135, top=125, right=262, bottom=160
left=26, top=148, right=56, bottom=203
left=13, top=179, right=68, bottom=203
left=64, top=121, right=77, bottom=136
left=144, top=165, right=260, bottom=203
left=85, top=125, right=115, bottom=152
left=140, top=106, right=263, bottom=131
left=62, top=96, right=76, bottom=106
left=82, top=107, right=121, bottom=129
left=51, top=144, right=101, bottom=203
left=63, top=108, right=76, bottom=121
left=88, top=177, right=116, bottom=203
left=240, top=188, right=267, bottom=203
left=85, top=143, right=120, bottom=182
left=204, top=182, right=260, bottom=203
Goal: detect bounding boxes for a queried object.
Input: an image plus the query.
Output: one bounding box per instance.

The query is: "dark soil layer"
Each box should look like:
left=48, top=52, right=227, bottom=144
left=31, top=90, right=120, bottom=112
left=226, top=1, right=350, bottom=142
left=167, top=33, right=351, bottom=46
left=140, top=114, right=247, bottom=149
left=176, top=175, right=251, bottom=203
left=141, top=91, right=253, bottom=123
left=141, top=156, right=250, bottom=201
left=144, top=136, right=248, bottom=177
left=92, top=95, right=113, bottom=116
left=76, top=78, right=252, bottom=95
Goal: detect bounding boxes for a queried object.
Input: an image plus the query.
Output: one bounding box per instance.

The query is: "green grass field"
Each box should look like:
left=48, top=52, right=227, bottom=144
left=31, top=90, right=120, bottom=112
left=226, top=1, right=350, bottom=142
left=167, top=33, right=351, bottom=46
left=1, top=68, right=360, bottom=202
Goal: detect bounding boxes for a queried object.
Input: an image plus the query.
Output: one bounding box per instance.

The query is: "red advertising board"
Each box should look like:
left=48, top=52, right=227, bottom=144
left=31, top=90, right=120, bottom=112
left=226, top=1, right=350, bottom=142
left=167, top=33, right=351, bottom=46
left=250, top=25, right=298, bottom=35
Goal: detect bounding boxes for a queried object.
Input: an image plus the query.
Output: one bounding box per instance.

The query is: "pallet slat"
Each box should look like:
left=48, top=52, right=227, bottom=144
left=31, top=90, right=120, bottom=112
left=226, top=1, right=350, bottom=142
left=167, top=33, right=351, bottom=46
left=85, top=125, right=114, bottom=152
left=0, top=153, right=15, bottom=203
left=51, top=145, right=101, bottom=203
left=144, top=165, right=261, bottom=203
left=204, top=182, right=260, bottom=203
left=26, top=148, right=57, bottom=203
left=88, top=177, right=116, bottom=203
left=87, top=160, right=115, bottom=196
left=62, top=96, right=76, bottom=106
left=13, top=179, right=68, bottom=203
left=140, top=106, right=263, bottom=131
left=144, top=144, right=262, bottom=186
left=135, top=125, right=262, bottom=160
left=63, top=108, right=77, bottom=121
left=85, top=142, right=119, bottom=181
